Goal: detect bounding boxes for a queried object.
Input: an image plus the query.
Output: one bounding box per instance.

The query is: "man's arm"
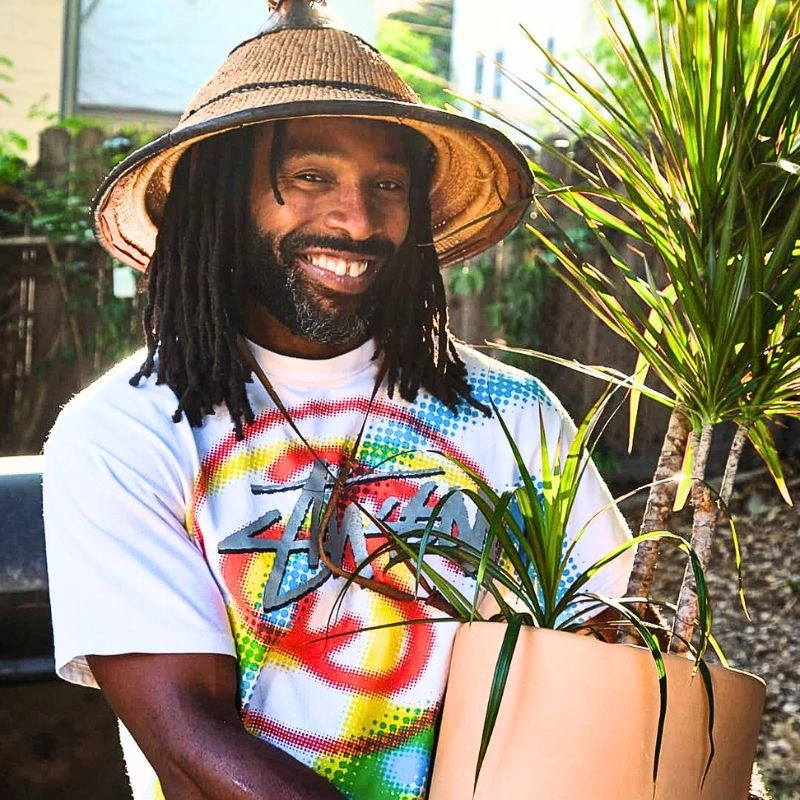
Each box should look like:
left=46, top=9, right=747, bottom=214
left=87, top=652, right=345, bottom=800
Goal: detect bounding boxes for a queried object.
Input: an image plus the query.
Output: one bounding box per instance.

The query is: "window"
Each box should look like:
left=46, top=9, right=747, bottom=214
left=493, top=50, right=504, bottom=99
left=473, top=54, right=485, bottom=119
left=545, top=36, right=556, bottom=77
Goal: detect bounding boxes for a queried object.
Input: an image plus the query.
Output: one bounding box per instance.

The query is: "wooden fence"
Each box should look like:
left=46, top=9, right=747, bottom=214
left=0, top=126, right=141, bottom=455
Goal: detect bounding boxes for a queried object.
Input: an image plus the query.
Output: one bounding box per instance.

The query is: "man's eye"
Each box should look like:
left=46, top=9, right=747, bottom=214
left=296, top=172, right=325, bottom=183
left=377, top=179, right=405, bottom=191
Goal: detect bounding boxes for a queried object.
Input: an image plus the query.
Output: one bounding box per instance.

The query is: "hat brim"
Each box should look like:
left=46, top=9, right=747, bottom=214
left=93, top=98, right=533, bottom=271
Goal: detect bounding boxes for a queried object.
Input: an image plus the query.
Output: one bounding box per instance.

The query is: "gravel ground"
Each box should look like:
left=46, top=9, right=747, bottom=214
left=623, top=457, right=800, bottom=800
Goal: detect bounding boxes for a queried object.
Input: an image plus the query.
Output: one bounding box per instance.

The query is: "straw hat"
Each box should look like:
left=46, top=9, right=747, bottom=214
left=93, top=0, right=533, bottom=271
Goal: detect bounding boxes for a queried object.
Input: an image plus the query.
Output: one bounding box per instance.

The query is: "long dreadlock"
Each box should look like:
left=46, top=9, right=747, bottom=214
left=130, top=122, right=487, bottom=438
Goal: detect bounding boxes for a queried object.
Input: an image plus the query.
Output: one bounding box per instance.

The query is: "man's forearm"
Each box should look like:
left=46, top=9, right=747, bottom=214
left=156, top=714, right=343, bottom=800
left=87, top=653, right=344, bottom=800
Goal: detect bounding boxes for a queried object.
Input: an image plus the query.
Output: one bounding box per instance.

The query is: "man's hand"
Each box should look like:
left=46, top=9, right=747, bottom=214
left=87, top=652, right=345, bottom=800
left=581, top=606, right=623, bottom=643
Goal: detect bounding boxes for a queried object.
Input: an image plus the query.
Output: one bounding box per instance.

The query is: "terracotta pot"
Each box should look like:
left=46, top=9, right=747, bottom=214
left=429, top=624, right=765, bottom=800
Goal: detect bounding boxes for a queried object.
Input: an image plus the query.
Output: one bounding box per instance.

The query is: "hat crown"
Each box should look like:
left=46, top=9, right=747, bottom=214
left=261, top=0, right=331, bottom=34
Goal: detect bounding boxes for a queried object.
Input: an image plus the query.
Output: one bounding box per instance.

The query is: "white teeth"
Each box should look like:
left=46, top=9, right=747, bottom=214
left=307, top=254, right=369, bottom=278
left=347, top=261, right=368, bottom=278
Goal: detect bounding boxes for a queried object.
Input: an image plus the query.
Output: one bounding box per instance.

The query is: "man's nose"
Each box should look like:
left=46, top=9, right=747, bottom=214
left=323, top=183, right=378, bottom=242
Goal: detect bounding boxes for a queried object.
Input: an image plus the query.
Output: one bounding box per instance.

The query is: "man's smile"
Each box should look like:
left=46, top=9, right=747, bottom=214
left=306, top=253, right=370, bottom=278
left=297, top=251, right=380, bottom=295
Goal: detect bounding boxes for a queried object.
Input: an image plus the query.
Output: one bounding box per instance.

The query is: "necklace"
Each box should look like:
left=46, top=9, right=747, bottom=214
left=235, top=335, right=424, bottom=603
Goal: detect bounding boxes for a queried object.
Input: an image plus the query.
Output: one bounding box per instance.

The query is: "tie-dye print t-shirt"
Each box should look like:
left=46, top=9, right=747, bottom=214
left=44, top=339, right=632, bottom=799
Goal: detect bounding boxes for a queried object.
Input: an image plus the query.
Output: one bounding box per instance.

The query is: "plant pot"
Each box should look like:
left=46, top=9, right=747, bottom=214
left=429, top=623, right=765, bottom=800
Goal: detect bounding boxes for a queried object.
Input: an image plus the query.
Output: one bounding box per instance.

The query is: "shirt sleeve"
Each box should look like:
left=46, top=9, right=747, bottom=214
left=43, top=390, right=236, bottom=688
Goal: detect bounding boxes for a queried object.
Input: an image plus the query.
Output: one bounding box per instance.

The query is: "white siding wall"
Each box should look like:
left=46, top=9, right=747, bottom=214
left=77, top=0, right=377, bottom=116
left=1, top=0, right=66, bottom=161
left=450, top=0, right=649, bottom=140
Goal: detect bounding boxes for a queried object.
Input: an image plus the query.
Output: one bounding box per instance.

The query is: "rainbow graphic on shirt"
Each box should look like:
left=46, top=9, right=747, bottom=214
left=187, top=395, right=492, bottom=799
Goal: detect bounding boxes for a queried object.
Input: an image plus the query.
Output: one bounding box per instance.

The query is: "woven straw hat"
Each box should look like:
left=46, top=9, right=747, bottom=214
left=93, top=0, right=533, bottom=271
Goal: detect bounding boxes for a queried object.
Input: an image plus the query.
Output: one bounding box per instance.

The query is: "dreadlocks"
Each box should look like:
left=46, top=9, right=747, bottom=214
left=130, top=121, right=487, bottom=438
left=129, top=129, right=255, bottom=438
left=377, top=130, right=487, bottom=416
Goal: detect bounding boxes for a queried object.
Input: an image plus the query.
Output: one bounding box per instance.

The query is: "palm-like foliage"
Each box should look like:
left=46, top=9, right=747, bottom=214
left=507, top=0, right=800, bottom=652
left=357, top=391, right=715, bottom=790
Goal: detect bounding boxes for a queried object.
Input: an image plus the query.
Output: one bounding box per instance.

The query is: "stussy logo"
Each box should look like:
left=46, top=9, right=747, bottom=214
left=218, top=459, right=488, bottom=610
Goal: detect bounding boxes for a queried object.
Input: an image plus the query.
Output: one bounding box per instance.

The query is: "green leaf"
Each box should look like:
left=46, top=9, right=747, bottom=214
left=747, top=419, right=792, bottom=504
left=697, top=659, right=717, bottom=787
left=673, top=435, right=694, bottom=512
left=474, top=614, right=531, bottom=791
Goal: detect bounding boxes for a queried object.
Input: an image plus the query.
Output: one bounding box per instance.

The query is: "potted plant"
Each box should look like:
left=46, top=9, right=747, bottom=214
left=338, top=0, right=797, bottom=796
left=329, top=2, right=794, bottom=796
left=358, top=389, right=765, bottom=800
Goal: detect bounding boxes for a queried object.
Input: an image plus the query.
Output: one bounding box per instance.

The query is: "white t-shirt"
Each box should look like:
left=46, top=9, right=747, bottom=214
left=43, top=339, right=632, bottom=800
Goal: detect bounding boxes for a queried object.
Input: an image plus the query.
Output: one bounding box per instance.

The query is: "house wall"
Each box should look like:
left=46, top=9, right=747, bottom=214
left=1, top=0, right=378, bottom=160
left=1, top=0, right=66, bottom=162
left=451, top=0, right=648, bottom=141
left=76, top=0, right=377, bottom=119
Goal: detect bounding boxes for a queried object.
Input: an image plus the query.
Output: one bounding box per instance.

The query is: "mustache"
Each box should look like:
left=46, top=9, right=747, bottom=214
left=279, top=231, right=398, bottom=263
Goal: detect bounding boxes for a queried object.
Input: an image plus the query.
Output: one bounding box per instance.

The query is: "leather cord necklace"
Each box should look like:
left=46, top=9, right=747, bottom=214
left=235, top=335, right=423, bottom=603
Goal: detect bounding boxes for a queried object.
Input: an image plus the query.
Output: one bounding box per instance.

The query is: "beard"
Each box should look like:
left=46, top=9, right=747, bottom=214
left=241, top=221, right=399, bottom=346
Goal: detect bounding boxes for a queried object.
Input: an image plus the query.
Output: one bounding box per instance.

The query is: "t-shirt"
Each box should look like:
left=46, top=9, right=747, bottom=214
left=43, top=339, right=633, bottom=800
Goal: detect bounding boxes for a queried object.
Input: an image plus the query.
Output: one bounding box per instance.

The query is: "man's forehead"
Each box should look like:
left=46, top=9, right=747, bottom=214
left=259, top=117, right=413, bottom=164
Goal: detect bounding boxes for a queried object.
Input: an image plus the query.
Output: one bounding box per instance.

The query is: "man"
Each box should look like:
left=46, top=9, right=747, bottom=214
left=43, top=2, right=633, bottom=798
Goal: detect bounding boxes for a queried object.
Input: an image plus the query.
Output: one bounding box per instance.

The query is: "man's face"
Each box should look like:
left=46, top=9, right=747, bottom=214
left=243, top=117, right=412, bottom=355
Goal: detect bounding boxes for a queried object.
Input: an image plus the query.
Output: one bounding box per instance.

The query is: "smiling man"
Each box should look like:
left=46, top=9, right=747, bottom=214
left=243, top=118, right=413, bottom=358
left=42, top=2, right=633, bottom=799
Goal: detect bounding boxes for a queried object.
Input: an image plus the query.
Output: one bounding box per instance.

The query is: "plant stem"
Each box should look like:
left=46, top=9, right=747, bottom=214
left=719, top=422, right=751, bottom=508
left=617, top=406, right=691, bottom=646
left=669, top=424, right=714, bottom=655
left=668, top=422, right=752, bottom=654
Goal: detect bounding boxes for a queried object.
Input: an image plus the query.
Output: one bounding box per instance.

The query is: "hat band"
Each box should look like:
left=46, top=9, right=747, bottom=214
left=184, top=80, right=410, bottom=121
